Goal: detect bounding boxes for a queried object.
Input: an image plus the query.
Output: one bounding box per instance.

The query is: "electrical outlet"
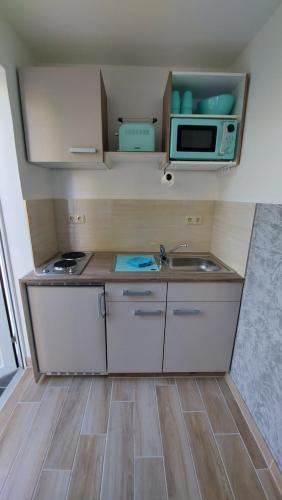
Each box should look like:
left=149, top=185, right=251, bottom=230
left=68, top=214, right=86, bottom=224
left=185, top=215, right=203, bottom=225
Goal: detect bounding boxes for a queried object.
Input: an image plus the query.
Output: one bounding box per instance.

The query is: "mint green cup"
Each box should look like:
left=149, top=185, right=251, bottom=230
left=171, top=90, right=181, bottom=114
left=181, top=90, right=193, bottom=114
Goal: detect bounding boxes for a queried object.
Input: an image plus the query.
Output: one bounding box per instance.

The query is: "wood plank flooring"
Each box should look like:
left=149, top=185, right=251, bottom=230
left=216, top=434, right=267, bottom=500
left=0, top=374, right=280, bottom=500
left=33, top=470, right=71, bottom=500
left=184, top=411, right=233, bottom=500
left=156, top=385, right=201, bottom=500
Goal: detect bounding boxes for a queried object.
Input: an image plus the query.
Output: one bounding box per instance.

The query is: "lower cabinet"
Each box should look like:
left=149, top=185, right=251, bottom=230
left=106, top=301, right=166, bottom=372
left=27, top=285, right=107, bottom=374
left=106, top=281, right=242, bottom=373
left=26, top=280, right=242, bottom=375
left=163, top=301, right=240, bottom=372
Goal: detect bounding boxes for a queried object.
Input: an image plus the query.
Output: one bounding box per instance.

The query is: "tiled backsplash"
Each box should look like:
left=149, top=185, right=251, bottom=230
left=53, top=199, right=215, bottom=253
left=25, top=199, right=58, bottom=267
left=211, top=201, right=256, bottom=277
left=25, top=198, right=255, bottom=275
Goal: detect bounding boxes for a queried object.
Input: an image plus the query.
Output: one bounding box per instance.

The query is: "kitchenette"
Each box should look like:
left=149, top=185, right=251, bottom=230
left=1, top=3, right=282, bottom=497
left=17, top=64, right=254, bottom=381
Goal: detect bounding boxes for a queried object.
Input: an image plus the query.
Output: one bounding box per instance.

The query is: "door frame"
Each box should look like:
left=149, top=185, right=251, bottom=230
left=0, top=203, right=25, bottom=368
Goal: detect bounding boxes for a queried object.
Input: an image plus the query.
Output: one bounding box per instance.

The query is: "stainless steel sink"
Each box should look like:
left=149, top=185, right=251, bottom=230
left=167, top=255, right=231, bottom=272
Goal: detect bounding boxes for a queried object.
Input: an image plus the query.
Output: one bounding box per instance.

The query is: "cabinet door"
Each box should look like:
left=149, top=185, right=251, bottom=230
left=28, top=286, right=106, bottom=374
left=163, top=301, right=240, bottom=372
left=106, top=301, right=166, bottom=373
left=19, top=66, right=106, bottom=164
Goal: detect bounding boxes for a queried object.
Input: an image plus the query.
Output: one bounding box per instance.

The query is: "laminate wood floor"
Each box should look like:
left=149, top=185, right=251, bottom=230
left=0, top=372, right=281, bottom=500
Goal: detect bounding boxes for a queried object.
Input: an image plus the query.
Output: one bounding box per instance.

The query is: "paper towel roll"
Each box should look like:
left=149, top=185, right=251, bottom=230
left=161, top=171, right=175, bottom=187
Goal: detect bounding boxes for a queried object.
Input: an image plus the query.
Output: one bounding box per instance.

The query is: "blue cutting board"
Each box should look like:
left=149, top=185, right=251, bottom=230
left=115, top=255, right=160, bottom=272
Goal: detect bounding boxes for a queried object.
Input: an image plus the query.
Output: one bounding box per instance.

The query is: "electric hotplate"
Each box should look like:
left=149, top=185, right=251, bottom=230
left=61, top=252, right=86, bottom=260
left=36, top=252, right=93, bottom=276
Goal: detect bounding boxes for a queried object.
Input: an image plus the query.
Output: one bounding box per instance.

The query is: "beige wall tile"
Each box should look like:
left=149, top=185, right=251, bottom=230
left=25, top=198, right=255, bottom=277
left=211, top=201, right=255, bottom=276
left=54, top=199, right=215, bottom=252
left=25, top=199, right=58, bottom=267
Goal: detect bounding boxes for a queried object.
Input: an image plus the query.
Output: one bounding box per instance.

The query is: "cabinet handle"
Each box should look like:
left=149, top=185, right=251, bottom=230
left=69, top=147, right=97, bottom=154
left=134, top=309, right=162, bottom=316
left=97, top=291, right=105, bottom=319
left=172, top=309, right=201, bottom=316
left=123, top=289, right=152, bottom=296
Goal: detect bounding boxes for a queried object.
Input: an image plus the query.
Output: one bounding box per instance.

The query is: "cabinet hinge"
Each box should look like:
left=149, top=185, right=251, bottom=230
left=11, top=335, right=17, bottom=344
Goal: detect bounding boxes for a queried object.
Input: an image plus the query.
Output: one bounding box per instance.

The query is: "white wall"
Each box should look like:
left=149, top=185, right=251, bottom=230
left=0, top=15, right=52, bottom=357
left=51, top=64, right=219, bottom=200
left=51, top=165, right=218, bottom=200
left=0, top=17, right=53, bottom=201
left=218, top=3, right=282, bottom=203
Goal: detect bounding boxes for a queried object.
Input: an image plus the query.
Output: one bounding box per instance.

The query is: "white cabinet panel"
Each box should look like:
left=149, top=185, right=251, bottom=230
left=19, top=66, right=107, bottom=165
left=105, top=282, right=167, bottom=302
left=106, top=301, right=166, bottom=373
left=28, top=286, right=106, bottom=373
left=163, top=301, right=240, bottom=372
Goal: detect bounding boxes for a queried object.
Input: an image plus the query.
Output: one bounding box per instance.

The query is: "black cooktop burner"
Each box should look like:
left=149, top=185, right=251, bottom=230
left=53, top=259, right=77, bottom=271
left=62, top=251, right=86, bottom=260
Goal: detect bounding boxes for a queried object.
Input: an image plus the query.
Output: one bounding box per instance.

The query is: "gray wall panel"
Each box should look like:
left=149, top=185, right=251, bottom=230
left=231, top=204, right=282, bottom=470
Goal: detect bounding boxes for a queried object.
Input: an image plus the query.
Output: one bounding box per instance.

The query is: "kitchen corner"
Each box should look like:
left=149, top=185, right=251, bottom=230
left=1, top=3, right=282, bottom=498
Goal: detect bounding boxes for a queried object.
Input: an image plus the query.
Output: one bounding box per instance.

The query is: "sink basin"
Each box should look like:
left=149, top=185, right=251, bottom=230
left=167, top=255, right=231, bottom=272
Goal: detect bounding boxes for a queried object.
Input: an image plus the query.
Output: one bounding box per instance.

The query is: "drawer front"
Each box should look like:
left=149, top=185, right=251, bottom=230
left=105, top=282, right=167, bottom=302
left=163, top=301, right=240, bottom=372
left=106, top=301, right=166, bottom=373
left=167, top=282, right=243, bottom=302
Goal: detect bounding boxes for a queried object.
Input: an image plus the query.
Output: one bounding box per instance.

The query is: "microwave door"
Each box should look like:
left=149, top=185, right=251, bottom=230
left=178, top=125, right=217, bottom=153
left=170, top=119, right=222, bottom=160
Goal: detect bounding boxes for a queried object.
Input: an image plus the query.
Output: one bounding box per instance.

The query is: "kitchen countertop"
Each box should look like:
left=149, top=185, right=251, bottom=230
left=21, top=252, right=244, bottom=284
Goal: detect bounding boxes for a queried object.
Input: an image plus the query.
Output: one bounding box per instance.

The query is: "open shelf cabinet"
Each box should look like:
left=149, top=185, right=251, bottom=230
left=104, top=151, right=166, bottom=168
left=162, top=71, right=249, bottom=171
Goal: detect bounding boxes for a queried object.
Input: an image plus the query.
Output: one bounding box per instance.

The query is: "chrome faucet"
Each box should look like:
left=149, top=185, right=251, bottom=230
left=160, top=244, right=167, bottom=263
left=169, top=242, right=190, bottom=253
left=159, top=242, right=189, bottom=263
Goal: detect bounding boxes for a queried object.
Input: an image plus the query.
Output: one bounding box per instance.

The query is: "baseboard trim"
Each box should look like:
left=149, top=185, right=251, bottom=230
left=25, top=356, right=32, bottom=368
left=225, top=373, right=282, bottom=494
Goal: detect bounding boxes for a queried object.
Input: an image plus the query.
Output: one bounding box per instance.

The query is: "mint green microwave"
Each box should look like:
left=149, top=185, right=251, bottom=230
left=118, top=122, right=155, bottom=152
left=170, top=118, right=238, bottom=161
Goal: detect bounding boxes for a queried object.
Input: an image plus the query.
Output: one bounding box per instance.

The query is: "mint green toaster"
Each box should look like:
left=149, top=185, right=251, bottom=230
left=118, top=118, right=156, bottom=152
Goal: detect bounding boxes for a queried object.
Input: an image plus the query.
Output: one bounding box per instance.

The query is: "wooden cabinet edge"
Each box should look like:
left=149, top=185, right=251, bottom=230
left=100, top=70, right=108, bottom=162
left=20, top=283, right=41, bottom=382
left=234, top=73, right=250, bottom=165
left=162, top=71, right=172, bottom=163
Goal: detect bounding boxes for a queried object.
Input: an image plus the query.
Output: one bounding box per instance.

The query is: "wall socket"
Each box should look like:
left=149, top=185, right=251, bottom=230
left=68, top=214, right=86, bottom=224
left=185, top=215, right=203, bottom=225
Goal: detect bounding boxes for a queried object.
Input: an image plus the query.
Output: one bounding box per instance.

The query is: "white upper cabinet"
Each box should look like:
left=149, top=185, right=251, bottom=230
left=18, top=66, right=108, bottom=167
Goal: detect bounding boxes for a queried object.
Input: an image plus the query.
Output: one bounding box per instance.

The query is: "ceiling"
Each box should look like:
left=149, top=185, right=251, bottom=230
left=1, top=0, right=281, bottom=67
